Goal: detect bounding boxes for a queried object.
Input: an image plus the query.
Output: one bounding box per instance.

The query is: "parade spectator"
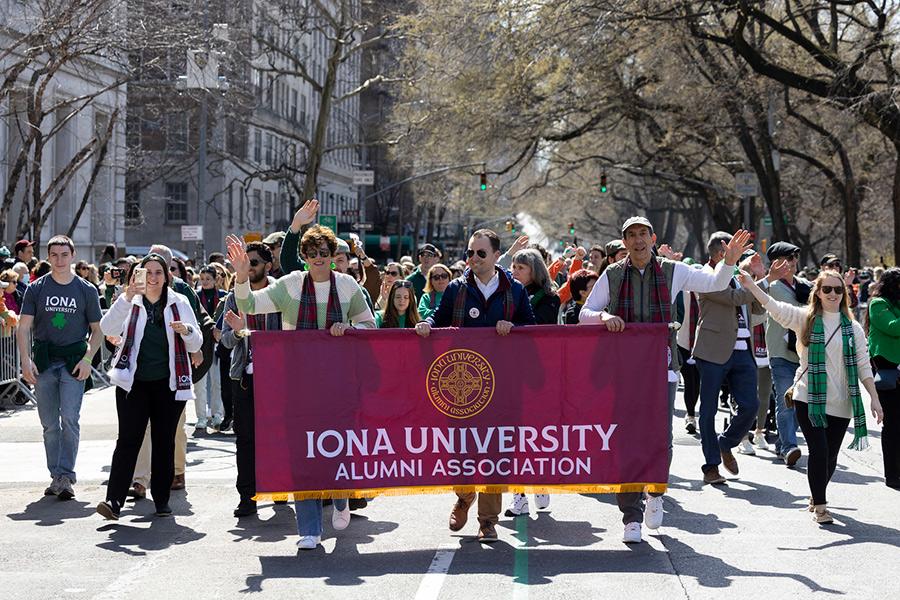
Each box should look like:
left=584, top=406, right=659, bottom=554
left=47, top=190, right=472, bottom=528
left=220, top=242, right=281, bottom=517
left=415, top=228, right=536, bottom=543
left=17, top=235, right=103, bottom=501
left=865, top=267, right=900, bottom=489
left=738, top=269, right=882, bottom=524
left=580, top=217, right=750, bottom=543
left=228, top=222, right=376, bottom=550
left=407, top=244, right=441, bottom=300
left=418, top=264, right=452, bottom=320
left=589, top=245, right=605, bottom=267
left=765, top=242, right=809, bottom=466
left=333, top=239, right=375, bottom=312
left=96, top=254, right=202, bottom=519
left=263, top=231, right=286, bottom=278
left=170, top=257, right=189, bottom=283
left=14, top=239, right=35, bottom=279
left=1, top=269, right=20, bottom=314
left=564, top=269, right=598, bottom=325
left=376, top=280, right=420, bottom=328
left=377, top=262, right=403, bottom=310
left=512, top=248, right=560, bottom=326
left=194, top=266, right=226, bottom=433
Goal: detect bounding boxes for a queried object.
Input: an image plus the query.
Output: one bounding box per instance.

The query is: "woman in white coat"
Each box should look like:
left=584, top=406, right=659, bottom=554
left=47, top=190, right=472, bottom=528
left=96, top=254, right=202, bottom=520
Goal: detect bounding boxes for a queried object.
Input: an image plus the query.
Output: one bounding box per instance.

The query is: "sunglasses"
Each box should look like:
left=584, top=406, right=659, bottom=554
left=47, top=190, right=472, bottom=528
left=431, top=273, right=450, bottom=281
left=385, top=270, right=400, bottom=276
left=248, top=259, right=264, bottom=267
left=465, top=249, right=489, bottom=259
left=419, top=251, right=437, bottom=258
left=305, top=248, right=332, bottom=258
left=821, top=285, right=844, bottom=295
left=395, top=281, right=413, bottom=289
left=169, top=265, right=178, bottom=272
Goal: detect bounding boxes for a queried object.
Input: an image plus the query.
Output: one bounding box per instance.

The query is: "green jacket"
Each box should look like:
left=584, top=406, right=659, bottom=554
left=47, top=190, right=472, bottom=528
left=418, top=291, right=443, bottom=320
left=280, top=229, right=307, bottom=275
left=406, top=268, right=427, bottom=300
left=868, top=297, right=900, bottom=364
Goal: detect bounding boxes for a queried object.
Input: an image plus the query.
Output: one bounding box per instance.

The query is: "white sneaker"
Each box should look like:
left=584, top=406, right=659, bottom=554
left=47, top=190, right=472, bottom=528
left=737, top=439, right=756, bottom=455
left=296, top=535, right=321, bottom=550
left=504, top=493, right=530, bottom=517
left=684, top=415, right=697, bottom=434
left=754, top=432, right=769, bottom=451
left=644, top=495, right=664, bottom=530
left=623, top=522, right=642, bottom=543
left=332, top=505, right=351, bottom=531
left=534, top=494, right=550, bottom=510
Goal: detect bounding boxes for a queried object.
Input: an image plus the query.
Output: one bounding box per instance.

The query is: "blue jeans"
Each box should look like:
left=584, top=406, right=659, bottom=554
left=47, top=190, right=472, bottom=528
left=770, top=357, right=800, bottom=455
left=697, top=349, right=759, bottom=472
left=34, top=361, right=86, bottom=481
left=295, top=498, right=349, bottom=536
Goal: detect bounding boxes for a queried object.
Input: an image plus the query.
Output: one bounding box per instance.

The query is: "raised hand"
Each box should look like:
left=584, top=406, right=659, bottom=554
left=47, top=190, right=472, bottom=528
left=766, top=258, right=792, bottom=283
left=290, top=198, right=320, bottom=233
left=723, top=230, right=753, bottom=265
left=226, top=234, right=250, bottom=283
left=224, top=310, right=245, bottom=332
left=508, top=235, right=529, bottom=257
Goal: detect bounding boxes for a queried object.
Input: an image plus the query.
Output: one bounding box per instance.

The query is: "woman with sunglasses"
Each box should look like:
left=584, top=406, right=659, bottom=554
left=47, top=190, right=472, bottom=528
left=418, top=264, right=452, bottom=320
left=376, top=280, right=420, bottom=328
left=226, top=224, right=375, bottom=550
left=376, top=262, right=404, bottom=311
left=738, top=268, right=883, bottom=524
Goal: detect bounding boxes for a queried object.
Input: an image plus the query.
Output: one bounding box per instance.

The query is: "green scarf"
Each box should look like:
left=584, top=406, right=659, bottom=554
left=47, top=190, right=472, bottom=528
left=807, top=313, right=868, bottom=450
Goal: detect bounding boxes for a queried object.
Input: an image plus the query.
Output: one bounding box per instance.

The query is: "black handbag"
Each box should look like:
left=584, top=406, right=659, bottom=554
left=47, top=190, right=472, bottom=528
left=874, top=368, right=899, bottom=391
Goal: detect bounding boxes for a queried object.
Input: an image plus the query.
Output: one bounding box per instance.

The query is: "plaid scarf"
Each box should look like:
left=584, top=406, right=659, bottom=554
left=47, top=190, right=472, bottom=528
left=169, top=304, right=191, bottom=392
left=115, top=304, right=142, bottom=370
left=807, top=313, right=867, bottom=449
left=451, top=268, right=515, bottom=327
left=753, top=323, right=767, bottom=359
left=614, top=257, right=671, bottom=323
left=297, top=271, right=344, bottom=330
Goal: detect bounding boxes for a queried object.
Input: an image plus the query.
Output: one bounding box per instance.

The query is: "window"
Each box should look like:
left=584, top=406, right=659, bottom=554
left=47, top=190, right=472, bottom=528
left=166, top=112, right=187, bottom=152
left=290, top=89, right=298, bottom=121
left=300, top=95, right=307, bottom=128
left=251, top=189, right=262, bottom=224
left=264, top=191, right=273, bottom=225
left=165, top=182, right=188, bottom=223
left=253, top=129, right=262, bottom=163
left=265, top=134, right=273, bottom=166
left=125, top=181, right=142, bottom=225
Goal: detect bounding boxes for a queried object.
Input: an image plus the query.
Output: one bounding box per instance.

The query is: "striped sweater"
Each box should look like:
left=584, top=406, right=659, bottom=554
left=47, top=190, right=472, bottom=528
left=234, top=270, right=375, bottom=330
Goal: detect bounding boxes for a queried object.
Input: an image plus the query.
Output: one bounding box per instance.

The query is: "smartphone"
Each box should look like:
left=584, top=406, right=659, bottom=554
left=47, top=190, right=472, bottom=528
left=109, top=268, right=123, bottom=283
left=133, top=267, right=147, bottom=287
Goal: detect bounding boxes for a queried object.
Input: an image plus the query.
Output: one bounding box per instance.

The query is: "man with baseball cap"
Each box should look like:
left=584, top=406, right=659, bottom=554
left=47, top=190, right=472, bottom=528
left=764, top=241, right=809, bottom=466
left=580, top=216, right=752, bottom=543
left=262, top=231, right=286, bottom=279
left=407, top=243, right=442, bottom=300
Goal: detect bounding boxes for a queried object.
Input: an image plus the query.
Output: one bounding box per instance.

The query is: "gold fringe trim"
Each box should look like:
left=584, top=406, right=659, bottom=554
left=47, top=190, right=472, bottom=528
left=253, top=483, right=668, bottom=502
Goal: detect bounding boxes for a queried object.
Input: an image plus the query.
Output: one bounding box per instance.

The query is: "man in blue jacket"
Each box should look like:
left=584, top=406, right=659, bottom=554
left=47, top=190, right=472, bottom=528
left=415, top=228, right=535, bottom=542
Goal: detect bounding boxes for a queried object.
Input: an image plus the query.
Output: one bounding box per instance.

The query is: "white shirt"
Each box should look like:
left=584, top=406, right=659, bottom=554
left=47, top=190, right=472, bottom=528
left=475, top=270, right=500, bottom=301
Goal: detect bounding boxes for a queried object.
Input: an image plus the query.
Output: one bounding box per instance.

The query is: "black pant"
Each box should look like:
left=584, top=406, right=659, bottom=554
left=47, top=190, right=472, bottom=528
left=795, top=401, right=850, bottom=505
left=232, top=374, right=255, bottom=503
left=218, top=348, right=234, bottom=423
left=874, top=356, right=900, bottom=483
left=678, top=346, right=700, bottom=417
left=107, top=379, right=186, bottom=510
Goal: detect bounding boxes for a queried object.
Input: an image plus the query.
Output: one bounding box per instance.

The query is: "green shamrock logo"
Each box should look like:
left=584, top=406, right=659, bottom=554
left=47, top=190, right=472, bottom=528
left=51, top=312, right=67, bottom=330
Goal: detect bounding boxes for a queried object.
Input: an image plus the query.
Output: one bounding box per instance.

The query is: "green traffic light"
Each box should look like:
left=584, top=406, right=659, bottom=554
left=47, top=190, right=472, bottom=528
left=480, top=184, right=487, bottom=191
left=600, top=185, right=608, bottom=193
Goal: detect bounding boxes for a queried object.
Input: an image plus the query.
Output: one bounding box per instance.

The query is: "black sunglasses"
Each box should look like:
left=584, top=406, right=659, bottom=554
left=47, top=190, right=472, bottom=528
left=305, top=248, right=332, bottom=258
left=385, top=270, right=400, bottom=276
left=395, top=281, right=413, bottom=289
left=419, top=250, right=437, bottom=258
left=466, top=249, right=489, bottom=259
left=431, top=273, right=450, bottom=281
left=821, top=285, right=844, bottom=295
left=248, top=259, right=264, bottom=267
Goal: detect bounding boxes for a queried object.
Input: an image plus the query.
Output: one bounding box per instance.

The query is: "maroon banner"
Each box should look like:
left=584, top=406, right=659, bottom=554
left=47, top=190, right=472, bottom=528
left=251, top=324, right=670, bottom=499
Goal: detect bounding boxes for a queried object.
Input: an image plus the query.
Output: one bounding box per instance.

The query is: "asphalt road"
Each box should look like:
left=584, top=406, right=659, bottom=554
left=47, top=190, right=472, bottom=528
left=1, top=384, right=898, bottom=600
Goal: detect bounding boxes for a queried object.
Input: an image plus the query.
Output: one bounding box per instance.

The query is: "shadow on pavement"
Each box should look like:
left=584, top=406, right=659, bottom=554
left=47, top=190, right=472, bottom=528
left=96, top=513, right=207, bottom=556
left=776, top=510, right=900, bottom=552
left=497, top=511, right=606, bottom=547
left=6, top=496, right=95, bottom=526
left=229, top=503, right=299, bottom=544
left=656, top=535, right=844, bottom=594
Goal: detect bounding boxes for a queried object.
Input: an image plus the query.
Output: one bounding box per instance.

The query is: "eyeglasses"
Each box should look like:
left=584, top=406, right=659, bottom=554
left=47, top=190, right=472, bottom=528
left=431, top=273, right=450, bottom=281
left=821, top=285, right=844, bottom=295
left=465, top=249, right=489, bottom=259
left=248, top=259, right=263, bottom=267
left=305, top=248, right=332, bottom=259
left=169, top=265, right=178, bottom=272
left=419, top=251, right=437, bottom=258
left=385, top=270, right=400, bottom=276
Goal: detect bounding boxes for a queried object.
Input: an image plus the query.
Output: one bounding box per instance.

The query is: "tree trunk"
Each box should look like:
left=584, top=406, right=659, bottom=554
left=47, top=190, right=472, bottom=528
left=893, top=144, right=900, bottom=264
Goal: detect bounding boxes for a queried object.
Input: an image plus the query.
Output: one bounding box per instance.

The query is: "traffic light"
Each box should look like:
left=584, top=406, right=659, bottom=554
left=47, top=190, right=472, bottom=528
left=479, top=172, right=487, bottom=191
left=600, top=173, right=608, bottom=194
left=568, top=222, right=575, bottom=235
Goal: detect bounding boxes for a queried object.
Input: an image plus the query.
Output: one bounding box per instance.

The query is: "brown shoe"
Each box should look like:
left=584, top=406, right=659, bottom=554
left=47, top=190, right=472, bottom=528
left=449, top=498, right=471, bottom=531
left=720, top=448, right=739, bottom=475
left=703, top=467, right=727, bottom=485
left=170, top=474, right=185, bottom=490
left=477, top=520, right=498, bottom=543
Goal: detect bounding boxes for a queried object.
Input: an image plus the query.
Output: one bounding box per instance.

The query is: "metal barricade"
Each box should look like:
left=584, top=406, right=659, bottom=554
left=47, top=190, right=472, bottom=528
left=0, top=326, right=36, bottom=405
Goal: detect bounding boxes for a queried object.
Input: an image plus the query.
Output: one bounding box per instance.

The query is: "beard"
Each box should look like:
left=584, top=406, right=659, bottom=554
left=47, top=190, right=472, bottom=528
left=249, top=269, right=268, bottom=284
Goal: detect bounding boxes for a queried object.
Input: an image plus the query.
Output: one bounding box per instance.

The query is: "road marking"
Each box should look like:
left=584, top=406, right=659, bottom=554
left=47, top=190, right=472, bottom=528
left=414, top=544, right=457, bottom=600
left=513, top=516, right=529, bottom=600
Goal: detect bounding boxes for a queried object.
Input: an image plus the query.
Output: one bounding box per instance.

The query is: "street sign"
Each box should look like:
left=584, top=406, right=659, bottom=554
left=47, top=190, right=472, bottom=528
left=352, top=222, right=374, bottom=230
left=342, top=209, right=360, bottom=216
left=352, top=170, right=375, bottom=186
left=181, top=225, right=204, bottom=241
left=735, top=172, right=759, bottom=197
left=379, top=236, right=391, bottom=251
left=318, top=214, right=338, bottom=231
